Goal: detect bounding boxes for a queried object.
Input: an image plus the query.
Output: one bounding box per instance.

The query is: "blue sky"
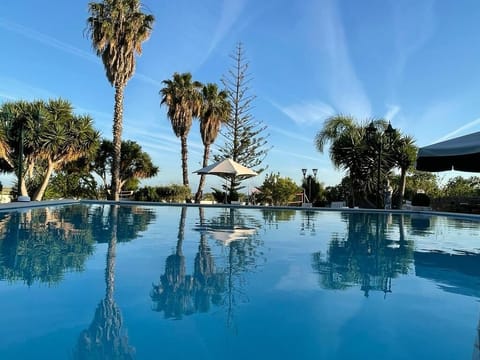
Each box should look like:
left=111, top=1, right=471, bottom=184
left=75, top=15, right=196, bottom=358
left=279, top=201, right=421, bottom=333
left=1, top=0, right=480, bottom=192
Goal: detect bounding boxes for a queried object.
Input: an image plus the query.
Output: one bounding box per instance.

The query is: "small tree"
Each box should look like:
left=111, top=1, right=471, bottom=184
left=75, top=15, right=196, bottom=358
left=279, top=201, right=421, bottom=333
left=92, top=139, right=158, bottom=196
left=215, top=42, right=270, bottom=197
left=257, top=172, right=301, bottom=206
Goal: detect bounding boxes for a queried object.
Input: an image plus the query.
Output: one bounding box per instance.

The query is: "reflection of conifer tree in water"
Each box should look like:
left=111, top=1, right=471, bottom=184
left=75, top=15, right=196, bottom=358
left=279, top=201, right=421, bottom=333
left=212, top=209, right=264, bottom=329
left=74, top=205, right=134, bottom=360
left=311, top=213, right=414, bottom=296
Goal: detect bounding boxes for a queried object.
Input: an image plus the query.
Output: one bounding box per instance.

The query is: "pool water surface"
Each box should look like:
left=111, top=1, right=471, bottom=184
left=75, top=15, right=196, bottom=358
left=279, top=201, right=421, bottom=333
left=0, top=204, right=478, bottom=359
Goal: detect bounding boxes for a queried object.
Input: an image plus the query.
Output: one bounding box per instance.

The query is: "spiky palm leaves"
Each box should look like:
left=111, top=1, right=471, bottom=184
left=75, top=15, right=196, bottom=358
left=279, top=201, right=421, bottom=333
left=87, top=0, right=154, bottom=201
left=315, top=115, right=413, bottom=207
left=195, top=84, right=231, bottom=202
left=0, top=99, right=100, bottom=200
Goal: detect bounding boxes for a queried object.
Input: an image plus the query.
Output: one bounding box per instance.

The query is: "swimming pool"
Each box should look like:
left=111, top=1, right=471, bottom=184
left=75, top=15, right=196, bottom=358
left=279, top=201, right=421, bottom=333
left=0, top=203, right=478, bottom=359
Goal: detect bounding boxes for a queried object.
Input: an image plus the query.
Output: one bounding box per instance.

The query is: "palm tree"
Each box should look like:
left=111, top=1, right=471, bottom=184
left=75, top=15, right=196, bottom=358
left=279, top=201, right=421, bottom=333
left=194, top=83, right=231, bottom=203
left=87, top=0, right=154, bottom=201
left=92, top=139, right=159, bottom=195
left=160, top=72, right=202, bottom=192
left=0, top=100, right=43, bottom=196
left=31, top=99, right=100, bottom=201
left=315, top=115, right=373, bottom=206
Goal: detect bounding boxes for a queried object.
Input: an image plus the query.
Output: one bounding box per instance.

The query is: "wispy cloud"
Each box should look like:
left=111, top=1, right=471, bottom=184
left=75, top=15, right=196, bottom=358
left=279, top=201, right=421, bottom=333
left=269, top=125, right=313, bottom=143
left=0, top=17, right=160, bottom=87
left=0, top=77, right=58, bottom=101
left=390, top=0, right=436, bottom=87
left=206, top=0, right=247, bottom=57
left=434, top=117, right=480, bottom=143
left=272, top=148, right=324, bottom=163
left=308, top=0, right=371, bottom=118
left=384, top=104, right=401, bottom=121
left=271, top=100, right=335, bottom=126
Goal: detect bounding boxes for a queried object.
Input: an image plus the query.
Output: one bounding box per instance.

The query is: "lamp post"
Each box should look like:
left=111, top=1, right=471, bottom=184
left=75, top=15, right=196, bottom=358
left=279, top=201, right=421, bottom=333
left=301, top=168, right=318, bottom=204
left=365, top=121, right=395, bottom=209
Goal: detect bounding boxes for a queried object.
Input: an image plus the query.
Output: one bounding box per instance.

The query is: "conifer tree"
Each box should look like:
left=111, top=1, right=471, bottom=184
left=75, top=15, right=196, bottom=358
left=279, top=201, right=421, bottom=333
left=215, top=42, right=270, bottom=198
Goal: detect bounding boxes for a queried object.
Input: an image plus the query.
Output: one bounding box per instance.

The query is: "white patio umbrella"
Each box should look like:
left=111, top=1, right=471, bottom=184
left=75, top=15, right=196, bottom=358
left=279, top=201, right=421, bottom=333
left=193, top=158, right=257, bottom=203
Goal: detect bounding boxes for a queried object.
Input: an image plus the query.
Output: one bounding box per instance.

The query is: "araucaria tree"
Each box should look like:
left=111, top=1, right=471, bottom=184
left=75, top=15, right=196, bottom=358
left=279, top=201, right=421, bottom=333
left=160, top=72, right=202, bottom=190
left=87, top=0, right=154, bottom=201
left=215, top=42, right=270, bottom=198
left=195, top=83, right=231, bottom=203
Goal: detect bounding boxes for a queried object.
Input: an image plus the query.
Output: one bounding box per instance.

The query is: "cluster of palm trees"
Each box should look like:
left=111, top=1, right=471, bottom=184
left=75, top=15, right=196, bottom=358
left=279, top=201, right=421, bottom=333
left=0, top=99, right=100, bottom=201
left=160, top=73, right=231, bottom=203
left=315, top=115, right=417, bottom=208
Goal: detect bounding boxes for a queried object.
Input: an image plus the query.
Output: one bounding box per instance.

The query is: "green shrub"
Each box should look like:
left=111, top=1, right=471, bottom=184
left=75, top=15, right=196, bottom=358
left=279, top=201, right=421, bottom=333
left=134, top=185, right=191, bottom=202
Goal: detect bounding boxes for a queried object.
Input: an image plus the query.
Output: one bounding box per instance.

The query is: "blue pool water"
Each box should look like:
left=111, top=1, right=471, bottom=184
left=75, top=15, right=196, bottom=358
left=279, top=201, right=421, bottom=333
left=0, top=204, right=479, bottom=359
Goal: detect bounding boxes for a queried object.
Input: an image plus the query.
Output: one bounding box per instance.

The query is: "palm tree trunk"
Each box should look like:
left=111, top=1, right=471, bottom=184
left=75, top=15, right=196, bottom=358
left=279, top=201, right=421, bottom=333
left=20, top=176, right=28, bottom=197
left=195, top=144, right=211, bottom=203
left=398, top=168, right=407, bottom=209
left=180, top=135, right=190, bottom=200
left=177, top=207, right=187, bottom=256
left=32, top=159, right=54, bottom=201
left=112, top=85, right=125, bottom=202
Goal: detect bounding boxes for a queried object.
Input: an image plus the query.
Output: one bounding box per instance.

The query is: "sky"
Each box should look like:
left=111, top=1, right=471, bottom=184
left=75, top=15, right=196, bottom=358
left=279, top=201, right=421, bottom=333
left=2, top=0, right=480, bottom=193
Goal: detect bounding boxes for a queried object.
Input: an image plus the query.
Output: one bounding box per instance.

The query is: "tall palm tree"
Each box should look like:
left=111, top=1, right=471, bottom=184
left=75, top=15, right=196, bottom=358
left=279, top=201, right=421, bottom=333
left=160, top=72, right=202, bottom=191
left=315, top=115, right=372, bottom=206
left=87, top=0, right=154, bottom=201
left=194, top=83, right=231, bottom=203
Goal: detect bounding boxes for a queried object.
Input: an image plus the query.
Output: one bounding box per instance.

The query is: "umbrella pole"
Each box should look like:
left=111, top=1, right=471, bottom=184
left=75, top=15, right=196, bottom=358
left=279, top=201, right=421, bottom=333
left=224, top=178, right=228, bottom=204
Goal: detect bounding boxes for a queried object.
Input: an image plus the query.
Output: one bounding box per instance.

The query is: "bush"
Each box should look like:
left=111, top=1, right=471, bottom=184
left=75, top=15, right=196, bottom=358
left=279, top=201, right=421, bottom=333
left=134, top=185, right=191, bottom=202
left=412, top=193, right=430, bottom=207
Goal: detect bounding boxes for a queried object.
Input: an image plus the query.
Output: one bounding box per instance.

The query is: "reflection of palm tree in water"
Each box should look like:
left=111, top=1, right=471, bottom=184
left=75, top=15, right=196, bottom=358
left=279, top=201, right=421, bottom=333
left=74, top=205, right=134, bottom=360
left=151, top=207, right=225, bottom=318
left=151, top=207, right=193, bottom=318
left=194, top=208, right=224, bottom=312
left=311, top=213, right=414, bottom=297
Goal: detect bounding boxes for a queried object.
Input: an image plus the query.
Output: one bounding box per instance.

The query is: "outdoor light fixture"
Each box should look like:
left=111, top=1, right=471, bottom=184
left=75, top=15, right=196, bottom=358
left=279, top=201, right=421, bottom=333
left=301, top=168, right=318, bottom=204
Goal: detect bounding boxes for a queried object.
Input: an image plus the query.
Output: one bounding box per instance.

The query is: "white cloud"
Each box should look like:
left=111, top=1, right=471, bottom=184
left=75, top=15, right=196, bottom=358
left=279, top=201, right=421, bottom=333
left=206, top=0, right=248, bottom=57
left=434, top=117, right=480, bottom=143
left=272, top=148, right=324, bottom=163
left=308, top=0, right=371, bottom=118
left=0, top=77, right=58, bottom=101
left=273, top=100, right=335, bottom=126
left=269, top=125, right=312, bottom=143
left=384, top=104, right=401, bottom=122
left=390, top=0, right=436, bottom=86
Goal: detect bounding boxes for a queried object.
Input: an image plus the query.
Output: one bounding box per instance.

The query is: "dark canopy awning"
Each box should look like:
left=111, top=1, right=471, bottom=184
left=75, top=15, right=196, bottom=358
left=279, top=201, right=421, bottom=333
left=416, top=131, right=480, bottom=172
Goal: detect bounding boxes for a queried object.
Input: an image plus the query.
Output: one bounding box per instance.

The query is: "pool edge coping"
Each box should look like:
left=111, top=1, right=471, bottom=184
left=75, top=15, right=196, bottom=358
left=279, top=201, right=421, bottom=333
left=0, top=198, right=479, bottom=221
